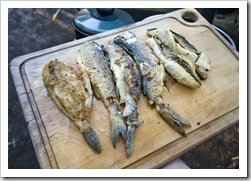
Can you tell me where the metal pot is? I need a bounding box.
[73,8,135,39]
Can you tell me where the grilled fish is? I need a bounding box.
[42,59,101,154]
[146,37,201,89]
[114,32,191,137]
[147,28,211,79]
[105,41,143,157]
[77,42,127,148]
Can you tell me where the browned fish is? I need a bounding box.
[42,59,101,154]
[105,41,143,157]
[77,42,127,148]
[114,32,191,137]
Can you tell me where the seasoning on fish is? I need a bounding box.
[77,42,127,148]
[114,31,191,137]
[105,41,143,157]
[146,37,201,89]
[147,28,211,80]
[42,59,101,154]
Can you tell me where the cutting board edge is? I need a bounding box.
[124,107,239,169]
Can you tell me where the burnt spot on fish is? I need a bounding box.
[48,66,55,74]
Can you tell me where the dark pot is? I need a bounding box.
[73,8,135,39]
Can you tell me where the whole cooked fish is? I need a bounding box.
[77,42,127,148]
[42,59,101,154]
[114,32,191,137]
[147,28,211,79]
[105,41,143,157]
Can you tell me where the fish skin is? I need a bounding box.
[114,32,191,137]
[77,42,127,148]
[42,59,101,154]
[170,29,199,54]
[169,30,211,80]
[194,52,211,80]
[114,31,165,105]
[105,41,143,157]
[146,37,201,89]
[147,28,211,79]
[147,28,198,62]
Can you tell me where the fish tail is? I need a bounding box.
[74,119,101,154]
[125,118,143,157]
[126,124,135,157]
[109,100,127,148]
[155,98,191,137]
[82,128,102,154]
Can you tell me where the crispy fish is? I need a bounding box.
[114,32,191,137]
[77,42,127,148]
[105,41,143,156]
[42,59,101,154]
[147,28,211,79]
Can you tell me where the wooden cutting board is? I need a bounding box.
[10,8,239,169]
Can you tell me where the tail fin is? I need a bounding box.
[126,120,143,157]
[109,101,127,148]
[126,125,135,157]
[82,128,102,154]
[156,103,191,137]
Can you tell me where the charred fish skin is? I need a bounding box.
[105,41,143,157]
[77,42,127,148]
[42,59,101,154]
[114,32,191,137]
[146,37,201,89]
[114,31,165,105]
[105,41,141,117]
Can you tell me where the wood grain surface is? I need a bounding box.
[10,9,239,169]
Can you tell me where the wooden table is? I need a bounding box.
[10,8,239,169]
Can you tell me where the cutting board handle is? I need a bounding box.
[174,8,211,27]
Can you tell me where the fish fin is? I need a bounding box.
[125,120,143,157]
[156,104,190,137]
[110,114,127,148]
[169,108,191,126]
[82,128,102,154]
[126,125,135,157]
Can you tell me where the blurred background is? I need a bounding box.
[8,8,239,169]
